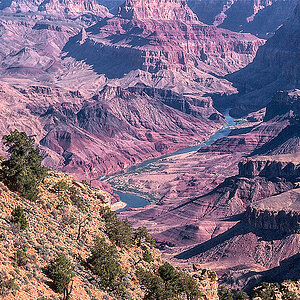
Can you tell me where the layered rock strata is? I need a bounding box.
[239,154,300,180]
[246,189,300,233]
[65,0,264,97]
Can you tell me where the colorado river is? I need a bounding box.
[104,112,236,212]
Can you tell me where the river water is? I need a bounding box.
[108,112,236,212]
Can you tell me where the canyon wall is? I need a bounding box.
[188,0,298,38]
[245,189,300,233]
[239,155,300,179]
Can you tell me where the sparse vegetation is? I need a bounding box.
[15,245,29,267]
[134,226,156,247]
[252,282,298,300]
[0,129,47,200]
[69,186,85,210]
[218,286,234,300]
[142,247,154,263]
[50,180,69,194]
[0,276,19,296]
[234,290,249,300]
[136,262,202,299]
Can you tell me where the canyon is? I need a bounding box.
[0,0,265,181]
[0,0,298,294]
[117,89,300,288]
[188,0,298,38]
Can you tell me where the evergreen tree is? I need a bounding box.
[1,130,47,200]
[87,237,126,296]
[46,253,74,299]
[11,206,28,230]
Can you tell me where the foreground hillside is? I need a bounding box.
[0,170,221,299]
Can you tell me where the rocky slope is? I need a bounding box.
[0,82,224,181]
[188,0,298,38]
[0,169,219,299]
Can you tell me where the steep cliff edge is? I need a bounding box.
[245,189,300,234]
[239,154,300,180]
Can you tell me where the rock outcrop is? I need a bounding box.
[117,0,199,22]
[239,154,300,180]
[245,189,300,233]
[3,0,111,19]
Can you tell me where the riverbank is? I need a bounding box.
[111,200,127,211]
[104,112,238,211]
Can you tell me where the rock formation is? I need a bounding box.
[245,189,300,233]
[2,0,111,19]
[65,0,264,97]
[239,154,300,179]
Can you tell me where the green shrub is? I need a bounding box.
[11,206,28,230]
[87,237,126,296]
[100,207,133,247]
[234,290,249,300]
[81,180,90,187]
[252,282,298,300]
[51,180,69,193]
[252,282,280,300]
[137,262,202,300]
[15,246,29,266]
[208,270,217,281]
[136,267,169,300]
[0,130,47,200]
[0,276,19,296]
[69,187,85,210]
[142,248,153,263]
[134,226,156,247]
[218,286,234,300]
[45,253,74,298]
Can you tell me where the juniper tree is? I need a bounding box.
[1,130,47,200]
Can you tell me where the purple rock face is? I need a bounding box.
[188,0,298,38]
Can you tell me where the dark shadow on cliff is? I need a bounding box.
[175,220,287,260]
